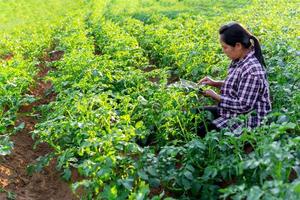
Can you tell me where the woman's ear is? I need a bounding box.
[234,42,243,50]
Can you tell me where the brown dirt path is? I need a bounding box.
[0,51,78,200]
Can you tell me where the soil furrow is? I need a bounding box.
[0,51,77,200]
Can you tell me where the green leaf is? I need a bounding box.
[277,115,289,123]
[97,167,111,177]
[71,180,93,193]
[138,170,149,180]
[294,182,300,193]
[101,185,118,199]
[182,177,192,190]
[285,122,296,129]
[202,166,218,180]
[0,135,13,156]
[191,182,202,195]
[184,171,194,180]
[119,178,134,190]
[131,181,149,200]
[149,178,160,188]
[147,166,157,177]
[14,122,25,132]
[62,168,72,181]
[247,186,263,200]
[27,153,54,175]
[7,191,16,200]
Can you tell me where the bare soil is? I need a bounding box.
[1,53,14,61]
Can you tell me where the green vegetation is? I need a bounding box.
[1,0,299,199]
[0,0,81,155]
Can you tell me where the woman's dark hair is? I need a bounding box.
[219,22,266,67]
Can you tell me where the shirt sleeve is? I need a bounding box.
[219,74,261,113]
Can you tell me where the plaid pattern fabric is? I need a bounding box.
[213,49,272,133]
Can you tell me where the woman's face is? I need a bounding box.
[220,37,242,60]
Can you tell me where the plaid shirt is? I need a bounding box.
[213,49,271,134]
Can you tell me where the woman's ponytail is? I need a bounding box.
[250,35,266,67]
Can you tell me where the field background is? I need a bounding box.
[0,0,299,199]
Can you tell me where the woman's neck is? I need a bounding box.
[238,47,252,61]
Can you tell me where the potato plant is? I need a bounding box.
[1,0,299,199]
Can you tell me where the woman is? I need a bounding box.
[197,22,271,136]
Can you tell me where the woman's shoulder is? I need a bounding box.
[240,56,265,77]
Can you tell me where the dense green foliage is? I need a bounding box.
[1,0,299,199]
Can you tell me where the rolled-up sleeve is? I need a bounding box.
[219,74,261,113]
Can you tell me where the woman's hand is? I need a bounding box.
[198,76,216,86]
[198,76,224,88]
[203,89,221,102]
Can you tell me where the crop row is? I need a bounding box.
[0,0,77,156]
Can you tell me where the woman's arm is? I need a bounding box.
[198,76,224,88]
[212,80,224,88]
[203,89,221,102]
